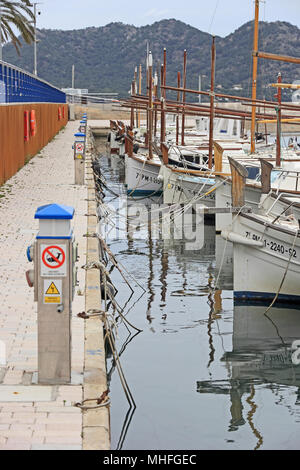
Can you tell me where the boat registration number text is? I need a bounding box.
[245,231,297,258]
[136,173,160,184]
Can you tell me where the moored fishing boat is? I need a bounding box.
[159,141,246,205]
[222,157,300,303]
[124,151,162,196]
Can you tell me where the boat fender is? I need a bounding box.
[24,111,30,142]
[133,143,139,154]
[221,229,264,247]
[30,110,36,136]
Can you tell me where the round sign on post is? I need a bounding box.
[75,142,84,153]
[41,245,67,277]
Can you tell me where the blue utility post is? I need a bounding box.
[26,204,78,384]
[73,132,86,185]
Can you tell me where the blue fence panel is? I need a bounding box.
[0,60,66,104]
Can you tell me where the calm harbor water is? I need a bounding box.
[95,137,300,450]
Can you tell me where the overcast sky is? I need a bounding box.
[35,0,300,37]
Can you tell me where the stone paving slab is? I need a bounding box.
[0,121,87,450]
[0,386,54,402]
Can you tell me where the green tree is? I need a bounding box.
[0,1,34,54]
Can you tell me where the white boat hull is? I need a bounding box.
[215,177,300,232]
[159,165,215,206]
[223,213,300,302]
[125,154,162,196]
[108,131,120,154]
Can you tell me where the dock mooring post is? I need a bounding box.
[74,131,86,185]
[26,204,79,384]
[79,118,87,134]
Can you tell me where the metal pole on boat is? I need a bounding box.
[181,50,187,146]
[208,37,216,169]
[250,0,260,154]
[275,72,282,167]
[176,71,181,146]
[148,51,153,159]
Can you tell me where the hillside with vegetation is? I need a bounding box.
[3,18,300,101]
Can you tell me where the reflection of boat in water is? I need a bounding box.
[197,304,300,447]
[110,153,125,173]
[162,213,215,260]
[215,234,233,290]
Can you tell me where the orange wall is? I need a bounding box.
[0,103,68,184]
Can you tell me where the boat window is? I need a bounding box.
[233,120,237,136]
[245,166,260,180]
[219,119,228,133]
[270,170,282,183]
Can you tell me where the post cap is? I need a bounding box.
[74,132,86,137]
[34,203,75,220]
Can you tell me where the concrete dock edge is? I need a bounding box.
[82,133,110,450]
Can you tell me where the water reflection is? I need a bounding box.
[197,304,300,449]
[95,138,300,450]
[215,235,233,290]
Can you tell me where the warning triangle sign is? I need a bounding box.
[45,282,60,295]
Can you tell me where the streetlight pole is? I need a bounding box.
[33,3,37,75]
[0,5,2,62]
[32,3,42,76]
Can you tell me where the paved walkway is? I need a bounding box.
[0,121,87,450]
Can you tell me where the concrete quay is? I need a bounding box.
[0,120,109,450]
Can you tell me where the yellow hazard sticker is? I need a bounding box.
[46,282,60,295]
[43,280,62,305]
[44,296,61,304]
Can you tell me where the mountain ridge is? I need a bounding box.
[3,18,300,100]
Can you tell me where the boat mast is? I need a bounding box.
[181,50,187,146]
[163,48,167,99]
[146,42,149,145]
[130,79,135,129]
[250,0,260,154]
[134,66,138,129]
[154,70,158,138]
[208,36,216,169]
[275,72,282,167]
[138,64,142,128]
[176,71,181,146]
[160,63,165,150]
[148,51,153,159]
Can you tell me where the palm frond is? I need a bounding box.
[0,0,35,54]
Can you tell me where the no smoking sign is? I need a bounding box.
[41,244,67,277]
